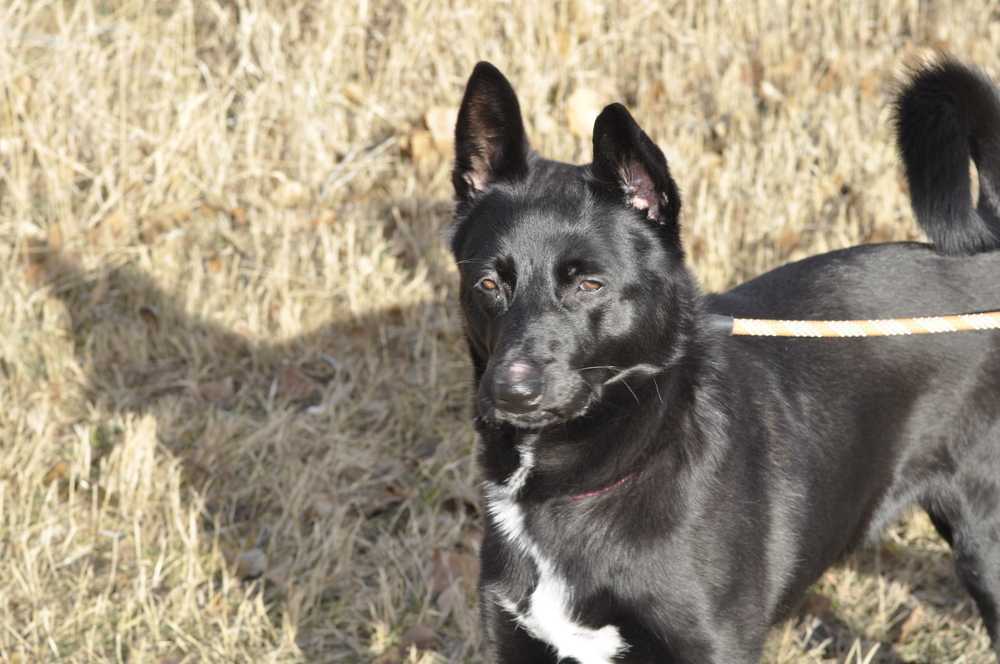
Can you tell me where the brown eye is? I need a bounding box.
[579,279,603,292]
[478,277,498,292]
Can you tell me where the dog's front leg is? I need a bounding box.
[479,524,557,663]
[481,588,558,664]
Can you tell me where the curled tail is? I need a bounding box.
[895,59,1000,255]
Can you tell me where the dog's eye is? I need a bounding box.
[477,277,499,292]
[579,279,603,292]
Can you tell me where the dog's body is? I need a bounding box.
[449,60,1000,662]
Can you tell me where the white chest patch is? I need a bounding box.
[485,445,629,664]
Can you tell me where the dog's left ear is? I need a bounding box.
[590,103,681,229]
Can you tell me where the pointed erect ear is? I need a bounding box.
[453,62,530,202]
[590,103,681,227]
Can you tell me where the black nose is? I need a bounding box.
[493,361,543,413]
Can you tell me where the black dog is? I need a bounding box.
[449,59,1000,662]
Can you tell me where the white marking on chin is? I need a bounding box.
[486,444,629,663]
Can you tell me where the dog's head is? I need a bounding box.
[450,62,696,430]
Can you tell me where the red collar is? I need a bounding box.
[569,473,634,501]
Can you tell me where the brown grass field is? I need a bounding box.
[4,1,1000,662]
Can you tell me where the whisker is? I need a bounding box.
[620,377,640,406]
[602,363,664,385]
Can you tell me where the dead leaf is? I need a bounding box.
[413,437,440,460]
[47,222,63,252]
[105,209,127,233]
[818,62,843,93]
[867,224,897,244]
[43,461,69,486]
[461,525,483,552]
[235,547,267,580]
[800,591,835,621]
[42,461,112,504]
[263,559,292,587]
[205,256,224,274]
[930,38,951,52]
[556,29,572,57]
[343,82,365,104]
[303,492,337,524]
[13,74,33,97]
[743,58,765,88]
[405,129,436,166]
[272,180,308,208]
[275,365,320,404]
[424,106,457,152]
[648,80,668,104]
[859,70,881,100]
[775,227,802,254]
[229,207,247,226]
[689,235,707,261]
[372,650,404,664]
[566,87,602,138]
[22,245,48,287]
[759,80,784,103]
[440,495,478,517]
[310,212,337,228]
[435,584,465,618]
[400,623,437,651]
[197,377,235,404]
[138,305,160,333]
[430,548,479,594]
[896,605,925,642]
[362,481,412,518]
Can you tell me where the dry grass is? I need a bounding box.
[3,1,1000,662]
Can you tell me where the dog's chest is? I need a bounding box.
[485,446,629,664]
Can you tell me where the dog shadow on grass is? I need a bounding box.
[27,218,479,659]
[789,538,979,664]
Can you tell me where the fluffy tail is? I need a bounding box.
[895,59,1000,255]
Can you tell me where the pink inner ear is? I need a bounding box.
[465,154,491,192]
[619,163,662,221]
[465,170,488,193]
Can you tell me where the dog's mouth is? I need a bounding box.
[481,404,587,430]
[477,379,601,430]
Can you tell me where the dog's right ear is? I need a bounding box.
[452,62,530,202]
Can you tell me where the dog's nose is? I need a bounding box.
[494,360,543,413]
